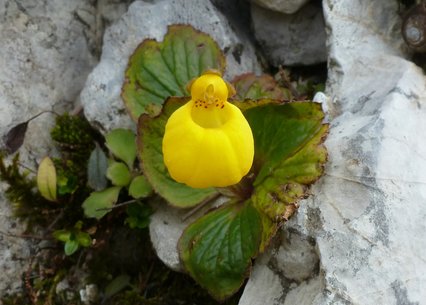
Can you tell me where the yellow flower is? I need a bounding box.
[162,71,254,188]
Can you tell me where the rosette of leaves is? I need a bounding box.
[122,25,328,301]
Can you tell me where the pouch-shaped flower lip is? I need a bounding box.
[162,71,254,189]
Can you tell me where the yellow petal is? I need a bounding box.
[163,102,253,188]
[162,72,254,188]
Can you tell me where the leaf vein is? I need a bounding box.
[161,44,185,94]
[195,216,230,267]
[184,38,191,83]
[139,63,176,96]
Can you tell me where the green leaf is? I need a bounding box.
[64,239,79,256]
[82,187,121,219]
[243,102,328,247]
[245,102,326,184]
[179,201,262,301]
[104,274,131,300]
[128,175,153,199]
[258,212,279,253]
[87,144,108,191]
[125,202,152,229]
[122,24,226,120]
[76,232,92,248]
[37,157,57,202]
[74,220,84,230]
[232,73,292,100]
[106,162,132,187]
[57,174,78,195]
[105,129,137,169]
[52,229,71,242]
[253,123,328,216]
[137,97,217,207]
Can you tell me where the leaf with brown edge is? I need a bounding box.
[242,101,328,249]
[252,123,328,220]
[178,200,262,301]
[122,24,226,121]
[232,73,292,101]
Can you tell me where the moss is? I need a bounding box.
[49,114,103,224]
[50,113,96,152]
[50,113,101,179]
[0,113,100,229]
[0,153,55,228]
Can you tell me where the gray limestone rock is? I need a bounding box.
[0,0,95,294]
[0,187,33,294]
[148,202,190,271]
[239,1,426,304]
[251,2,327,66]
[0,0,130,295]
[81,0,262,133]
[252,0,310,14]
[238,202,324,305]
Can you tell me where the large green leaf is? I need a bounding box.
[252,124,328,219]
[179,200,262,301]
[137,97,217,207]
[122,24,226,120]
[245,102,326,184]
[242,102,328,248]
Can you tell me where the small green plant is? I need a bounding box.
[82,128,153,220]
[53,221,92,255]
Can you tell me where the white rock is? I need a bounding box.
[149,203,189,271]
[81,0,262,133]
[252,0,310,14]
[239,203,321,305]
[275,229,319,282]
[0,1,97,162]
[0,0,96,295]
[240,0,426,304]
[251,2,327,66]
[0,0,129,295]
[0,188,32,293]
[238,251,283,305]
[283,276,325,305]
